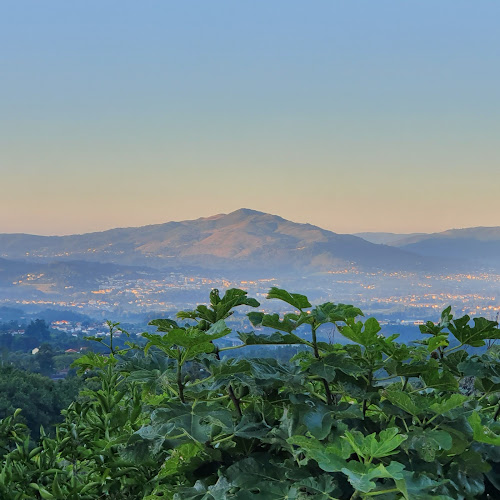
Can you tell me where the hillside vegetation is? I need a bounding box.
[0,209,430,272]
[1,287,500,499]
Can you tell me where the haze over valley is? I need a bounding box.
[1,209,500,330]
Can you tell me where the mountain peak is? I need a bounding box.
[225,208,268,218]
[196,208,268,224]
[210,208,282,226]
[0,209,433,273]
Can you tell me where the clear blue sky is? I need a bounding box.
[1,1,499,235]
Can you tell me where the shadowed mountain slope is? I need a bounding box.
[392,227,500,267]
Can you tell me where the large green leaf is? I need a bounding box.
[158,442,207,479]
[341,460,405,494]
[144,320,231,362]
[238,330,307,346]
[468,411,500,446]
[177,288,260,325]
[339,317,381,347]
[421,369,458,391]
[429,394,468,415]
[419,307,452,336]
[457,449,492,475]
[173,480,211,500]
[308,352,365,382]
[311,302,363,324]
[224,457,285,487]
[404,428,453,462]
[249,358,304,388]
[147,402,233,443]
[148,318,179,331]
[247,312,304,334]
[266,287,312,310]
[445,463,486,498]
[294,475,340,500]
[234,414,272,439]
[442,350,468,376]
[427,334,450,352]
[395,471,452,500]
[342,428,407,460]
[235,482,299,500]
[287,396,336,439]
[223,457,301,500]
[383,387,426,417]
[448,315,500,347]
[287,434,351,472]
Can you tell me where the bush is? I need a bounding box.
[1,287,499,499]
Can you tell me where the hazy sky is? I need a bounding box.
[1,1,499,235]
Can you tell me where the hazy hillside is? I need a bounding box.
[354,232,426,245]
[0,258,154,291]
[0,209,431,273]
[391,227,500,267]
[353,226,500,269]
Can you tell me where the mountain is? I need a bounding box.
[0,209,432,273]
[354,226,500,269]
[391,227,500,268]
[354,232,426,245]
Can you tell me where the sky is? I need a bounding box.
[1,1,499,236]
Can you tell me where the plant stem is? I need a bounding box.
[363,369,373,418]
[311,325,320,359]
[402,376,409,391]
[214,348,242,416]
[218,344,246,352]
[494,402,500,421]
[401,418,410,433]
[176,350,185,403]
[323,380,333,405]
[365,488,400,496]
[445,343,464,355]
[311,392,328,403]
[228,385,242,417]
[186,375,214,387]
[311,323,333,404]
[211,433,235,445]
[201,394,230,402]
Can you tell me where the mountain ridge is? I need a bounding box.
[355,226,500,269]
[0,209,431,273]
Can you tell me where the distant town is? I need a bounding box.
[2,267,499,327]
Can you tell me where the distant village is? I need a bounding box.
[2,268,499,325]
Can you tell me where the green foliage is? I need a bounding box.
[1,287,500,499]
[0,367,82,437]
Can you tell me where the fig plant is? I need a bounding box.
[0,287,499,499]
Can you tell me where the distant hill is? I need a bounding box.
[0,257,155,291]
[392,227,500,268]
[353,227,500,269]
[354,232,426,245]
[0,306,26,322]
[0,209,433,273]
